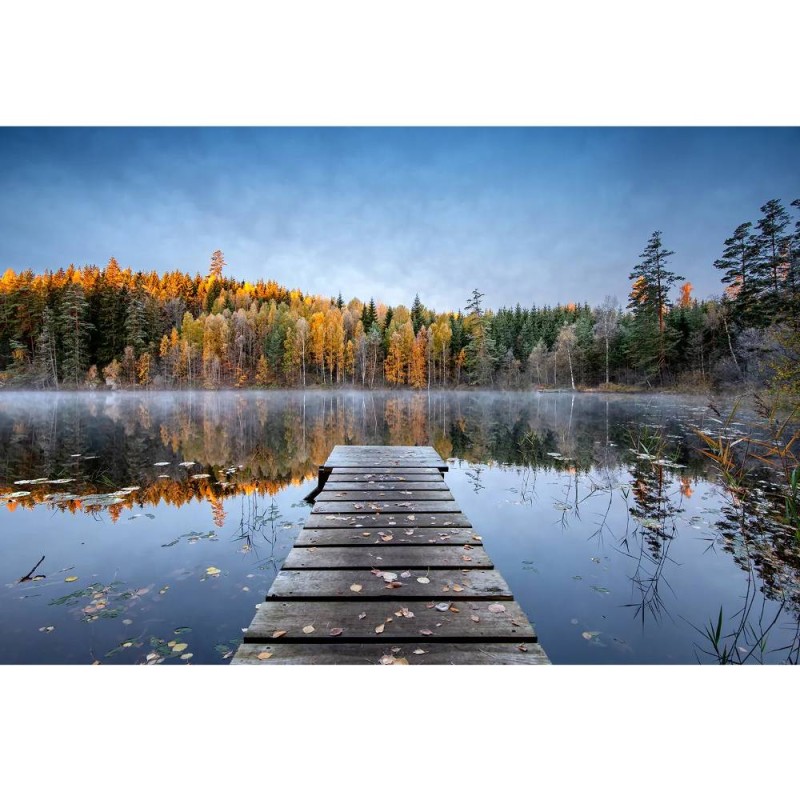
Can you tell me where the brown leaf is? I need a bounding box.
[462,555,472,562]
[518,644,529,652]
[449,605,460,613]
[488,603,506,613]
[452,584,464,592]
[329,628,343,636]
[272,630,287,638]
[257,652,273,660]
[387,581,403,588]
[375,623,385,634]
[441,585,450,592]
[471,615,480,623]
[393,657,409,665]
[379,654,395,665]
[419,629,433,636]
[379,534,393,542]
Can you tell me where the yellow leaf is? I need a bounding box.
[206,567,221,576]
[272,630,287,638]
[64,576,78,583]
[257,652,273,660]
[350,584,362,593]
[172,643,188,652]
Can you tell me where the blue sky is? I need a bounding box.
[0,127,797,312]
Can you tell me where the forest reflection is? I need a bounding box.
[0,391,714,520]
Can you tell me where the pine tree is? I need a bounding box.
[714,222,761,325]
[628,231,683,380]
[57,283,94,385]
[361,298,377,331]
[754,199,792,318]
[33,307,58,388]
[125,291,149,357]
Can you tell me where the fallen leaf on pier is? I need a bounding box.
[302,625,315,634]
[518,644,529,652]
[416,577,430,584]
[375,624,385,634]
[350,584,362,593]
[400,571,411,578]
[257,652,273,660]
[435,602,450,612]
[272,630,287,639]
[487,604,506,613]
[452,584,463,592]
[420,629,433,636]
[330,628,343,636]
[413,648,427,655]
[471,615,480,623]
[358,612,367,619]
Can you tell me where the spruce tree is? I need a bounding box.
[628,231,683,380]
[57,283,94,385]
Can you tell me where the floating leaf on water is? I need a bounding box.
[122,619,133,625]
[39,626,55,633]
[64,576,78,583]
[591,586,610,594]
[488,604,506,613]
[205,567,221,576]
[582,631,601,640]
[153,462,170,466]
[174,627,192,635]
[272,630,287,639]
[302,625,315,634]
[350,584,362,593]
[572,575,583,581]
[180,653,193,660]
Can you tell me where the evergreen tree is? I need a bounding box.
[33,307,58,388]
[57,283,94,385]
[361,298,377,331]
[754,199,792,318]
[410,293,425,334]
[125,291,149,357]
[714,222,761,325]
[628,231,683,380]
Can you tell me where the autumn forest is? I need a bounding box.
[1,197,798,394]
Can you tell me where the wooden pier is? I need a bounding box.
[233,446,550,664]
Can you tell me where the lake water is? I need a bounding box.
[1,390,798,665]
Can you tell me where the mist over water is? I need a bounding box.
[1,390,798,664]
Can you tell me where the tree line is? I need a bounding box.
[1,198,798,392]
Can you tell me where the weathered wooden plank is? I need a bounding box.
[304,512,471,529]
[319,481,448,491]
[284,544,490,569]
[328,467,444,476]
[232,642,550,665]
[267,569,512,600]
[295,527,481,546]
[326,473,445,483]
[316,489,455,502]
[312,500,462,514]
[244,600,536,642]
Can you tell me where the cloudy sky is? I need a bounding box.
[0,127,797,312]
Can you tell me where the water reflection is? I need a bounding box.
[1,389,799,664]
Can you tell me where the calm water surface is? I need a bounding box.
[1,390,798,664]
